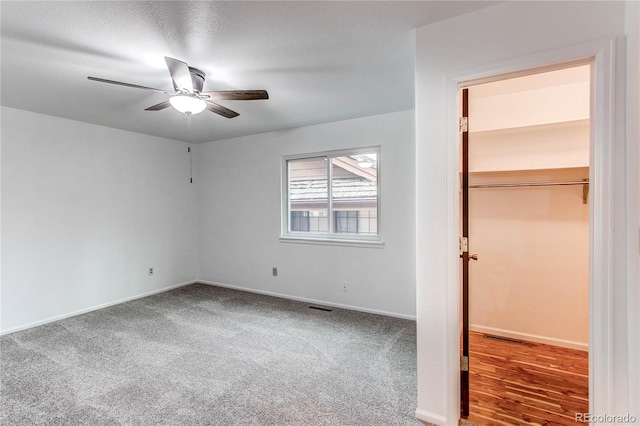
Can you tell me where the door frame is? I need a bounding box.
[444,38,616,422]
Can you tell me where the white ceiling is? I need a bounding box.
[1,1,499,143]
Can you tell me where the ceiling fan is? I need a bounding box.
[88,57,268,119]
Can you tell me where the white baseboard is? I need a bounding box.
[198,280,416,321]
[415,408,447,425]
[0,280,198,336]
[470,324,589,351]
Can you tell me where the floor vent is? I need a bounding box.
[308,306,333,312]
[484,334,523,344]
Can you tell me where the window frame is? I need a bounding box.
[280,146,383,247]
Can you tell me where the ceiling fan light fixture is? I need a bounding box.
[169,94,206,115]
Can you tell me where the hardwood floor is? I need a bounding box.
[465,331,588,426]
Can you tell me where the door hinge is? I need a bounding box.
[459,237,468,253]
[460,355,469,372]
[459,116,468,133]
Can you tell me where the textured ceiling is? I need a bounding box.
[1,1,499,143]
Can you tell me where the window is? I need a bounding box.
[335,211,359,233]
[282,147,380,243]
[290,211,310,232]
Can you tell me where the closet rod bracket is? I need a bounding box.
[583,180,589,204]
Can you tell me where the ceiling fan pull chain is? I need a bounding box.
[186,111,192,134]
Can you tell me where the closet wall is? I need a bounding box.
[468,66,590,350]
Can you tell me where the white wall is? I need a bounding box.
[415,1,635,424]
[1,107,198,333]
[0,107,417,332]
[196,110,416,318]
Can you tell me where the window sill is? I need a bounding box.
[279,235,385,248]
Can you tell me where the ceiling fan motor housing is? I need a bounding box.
[172,67,206,93]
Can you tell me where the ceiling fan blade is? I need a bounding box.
[165,56,193,94]
[205,101,239,118]
[144,100,172,111]
[200,90,269,101]
[87,77,172,94]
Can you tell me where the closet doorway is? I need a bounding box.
[460,64,590,425]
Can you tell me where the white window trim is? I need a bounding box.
[280,146,383,247]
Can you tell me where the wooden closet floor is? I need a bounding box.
[465,331,588,426]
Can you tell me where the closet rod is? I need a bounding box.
[469,179,589,189]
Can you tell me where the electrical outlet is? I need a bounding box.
[343,282,348,292]
[272,267,278,277]
[148,267,154,276]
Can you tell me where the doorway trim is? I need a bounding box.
[443,38,615,423]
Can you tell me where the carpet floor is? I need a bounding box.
[1,284,423,425]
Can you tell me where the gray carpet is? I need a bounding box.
[1,283,424,425]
